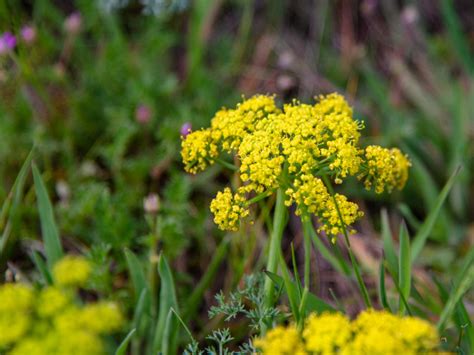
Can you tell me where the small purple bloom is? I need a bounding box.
[180,122,192,137]
[0,32,16,54]
[64,12,82,34]
[143,194,160,214]
[135,104,152,124]
[21,26,36,44]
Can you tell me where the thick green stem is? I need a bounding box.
[264,188,287,309]
[321,175,372,308]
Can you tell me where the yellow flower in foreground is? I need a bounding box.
[343,309,439,355]
[303,312,352,354]
[0,278,123,355]
[257,310,440,355]
[254,325,306,355]
[53,255,92,287]
[0,283,34,347]
[80,301,124,334]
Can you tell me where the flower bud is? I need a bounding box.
[180,122,192,137]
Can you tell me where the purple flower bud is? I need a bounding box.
[143,194,160,214]
[0,32,16,55]
[180,122,192,137]
[21,26,36,44]
[135,104,152,124]
[64,12,82,34]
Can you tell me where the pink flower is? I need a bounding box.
[21,26,36,44]
[135,104,152,124]
[143,194,160,214]
[64,12,82,34]
[0,32,16,55]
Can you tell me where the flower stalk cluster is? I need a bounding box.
[181,93,410,240]
[255,310,441,355]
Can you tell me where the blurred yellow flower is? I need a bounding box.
[53,255,91,287]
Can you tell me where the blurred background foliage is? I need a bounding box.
[0,0,473,351]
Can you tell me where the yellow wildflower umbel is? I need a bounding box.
[254,325,306,355]
[0,258,124,355]
[303,312,352,354]
[0,284,34,348]
[181,93,410,240]
[53,255,92,287]
[255,310,440,355]
[361,145,411,193]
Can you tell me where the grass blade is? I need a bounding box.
[153,255,179,354]
[32,163,63,270]
[265,270,334,315]
[31,250,53,285]
[378,260,390,311]
[124,249,148,301]
[115,328,136,355]
[411,166,461,262]
[0,150,33,267]
[305,219,351,276]
[381,209,398,280]
[278,252,301,323]
[398,222,411,314]
[437,248,474,331]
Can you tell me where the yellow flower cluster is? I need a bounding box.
[361,145,411,193]
[181,93,410,238]
[285,174,363,241]
[0,256,124,355]
[254,325,306,355]
[53,255,92,287]
[209,187,250,231]
[255,310,440,355]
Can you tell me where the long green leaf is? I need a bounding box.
[278,252,301,323]
[32,163,63,270]
[0,150,33,267]
[115,328,136,355]
[153,255,179,354]
[31,250,53,285]
[265,270,334,315]
[437,248,474,330]
[124,249,148,301]
[411,166,461,262]
[381,209,398,280]
[378,260,390,311]
[398,222,411,314]
[305,219,351,276]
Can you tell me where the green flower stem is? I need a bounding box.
[303,219,312,290]
[321,175,372,308]
[298,219,313,327]
[214,157,238,171]
[264,188,287,309]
